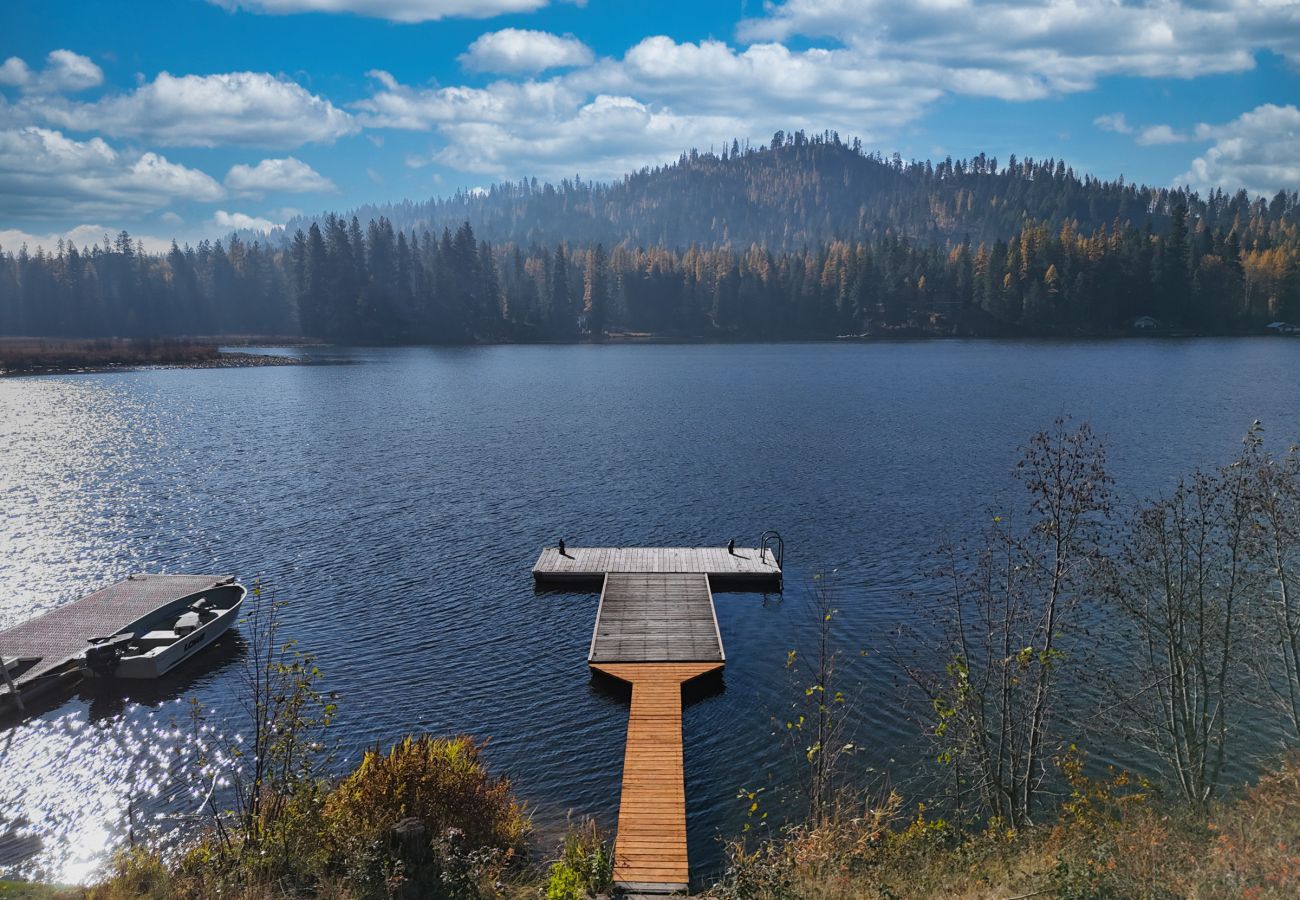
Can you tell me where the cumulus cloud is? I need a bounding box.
[1094,113,1131,134]
[26,71,356,148]
[1177,104,1300,197]
[225,156,337,194]
[1096,115,1189,146]
[207,0,551,23]
[348,0,1300,183]
[0,50,103,94]
[1136,124,1188,146]
[460,29,594,74]
[0,224,176,254]
[358,36,942,178]
[213,209,281,232]
[739,0,1300,99]
[0,127,224,220]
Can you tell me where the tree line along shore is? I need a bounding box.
[2,134,1297,345]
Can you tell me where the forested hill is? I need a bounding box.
[287,131,1298,251]
[3,130,1300,342]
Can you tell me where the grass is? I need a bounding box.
[705,755,1300,899]
[0,338,219,374]
[0,883,76,899]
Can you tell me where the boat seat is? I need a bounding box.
[141,630,179,644]
[175,611,201,634]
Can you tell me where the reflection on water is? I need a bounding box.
[3,340,1300,883]
[0,699,217,883]
[0,636,245,882]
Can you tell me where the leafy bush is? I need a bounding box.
[544,819,612,900]
[324,735,528,852]
[318,735,529,897]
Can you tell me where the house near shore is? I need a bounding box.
[1266,321,1300,334]
[1132,316,1160,330]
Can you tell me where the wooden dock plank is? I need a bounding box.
[589,573,723,664]
[592,662,721,893]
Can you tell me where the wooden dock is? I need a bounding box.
[590,662,721,893]
[534,546,781,589]
[1,573,233,713]
[539,544,782,895]
[590,574,723,664]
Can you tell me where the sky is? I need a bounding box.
[2,0,1299,252]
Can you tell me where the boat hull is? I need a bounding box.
[83,584,246,680]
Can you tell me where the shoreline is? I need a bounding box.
[2,332,1295,377]
[0,349,306,378]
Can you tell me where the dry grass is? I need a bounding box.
[707,755,1300,899]
[21,747,1300,898]
[0,338,219,373]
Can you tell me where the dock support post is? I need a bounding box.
[1,658,24,712]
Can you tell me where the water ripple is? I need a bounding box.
[3,340,1299,882]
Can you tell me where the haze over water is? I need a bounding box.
[3,339,1300,883]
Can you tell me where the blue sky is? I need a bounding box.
[2,0,1298,251]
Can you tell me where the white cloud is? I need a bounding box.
[0,58,31,88]
[350,1,1300,184]
[358,37,941,178]
[27,71,356,148]
[739,0,1300,99]
[1177,104,1300,197]
[1136,124,1188,146]
[0,224,175,254]
[213,210,281,232]
[0,127,224,220]
[225,156,337,194]
[1094,113,1131,134]
[207,0,551,23]
[1096,115,1189,147]
[0,50,103,94]
[460,29,594,74]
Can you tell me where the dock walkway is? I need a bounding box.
[536,544,782,895]
[590,574,723,664]
[1,573,232,711]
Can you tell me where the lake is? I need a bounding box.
[2,339,1299,884]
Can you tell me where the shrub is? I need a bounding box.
[324,735,528,852]
[320,735,529,897]
[544,819,612,900]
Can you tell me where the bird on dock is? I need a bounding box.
[727,538,735,554]
[558,538,567,557]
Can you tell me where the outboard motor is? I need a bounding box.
[83,633,134,677]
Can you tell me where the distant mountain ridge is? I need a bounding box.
[283,130,1296,251]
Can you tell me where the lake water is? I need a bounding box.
[3,339,1299,884]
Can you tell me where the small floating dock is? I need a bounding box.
[535,543,782,894]
[1,573,233,714]
[534,546,781,590]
